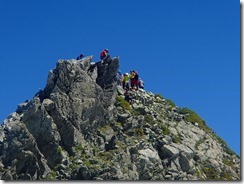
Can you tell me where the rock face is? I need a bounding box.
[0,56,240,180]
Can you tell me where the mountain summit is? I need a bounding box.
[0,56,240,180]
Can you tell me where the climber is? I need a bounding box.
[124,89,132,104]
[130,71,135,89]
[100,48,111,64]
[138,78,144,89]
[130,70,139,90]
[76,53,85,60]
[134,71,139,90]
[123,73,131,90]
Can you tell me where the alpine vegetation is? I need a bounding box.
[0,55,240,180]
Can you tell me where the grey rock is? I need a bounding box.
[0,55,240,181]
[117,113,130,123]
[179,153,190,172]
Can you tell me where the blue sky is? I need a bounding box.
[0,0,240,155]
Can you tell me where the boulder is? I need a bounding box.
[0,55,240,181]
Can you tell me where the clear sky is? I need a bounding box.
[0,0,240,155]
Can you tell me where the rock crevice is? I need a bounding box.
[0,56,240,180]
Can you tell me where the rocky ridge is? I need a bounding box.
[0,56,240,180]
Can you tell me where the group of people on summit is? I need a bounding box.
[76,49,144,103]
[116,70,144,104]
[77,48,110,64]
[117,70,144,91]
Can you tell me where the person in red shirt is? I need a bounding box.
[100,49,110,64]
[130,70,139,90]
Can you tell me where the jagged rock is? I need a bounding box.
[138,148,161,163]
[0,55,240,181]
[117,113,130,123]
[42,99,55,111]
[16,101,29,114]
[105,135,116,151]
[179,153,190,172]
[98,125,114,143]
[117,85,125,95]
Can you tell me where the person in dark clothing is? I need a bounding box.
[124,90,132,104]
[76,53,85,60]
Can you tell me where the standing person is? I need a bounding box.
[100,49,110,64]
[130,70,139,90]
[138,78,144,89]
[130,71,135,89]
[133,70,139,90]
[123,73,131,90]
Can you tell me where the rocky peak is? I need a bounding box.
[0,56,240,180]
